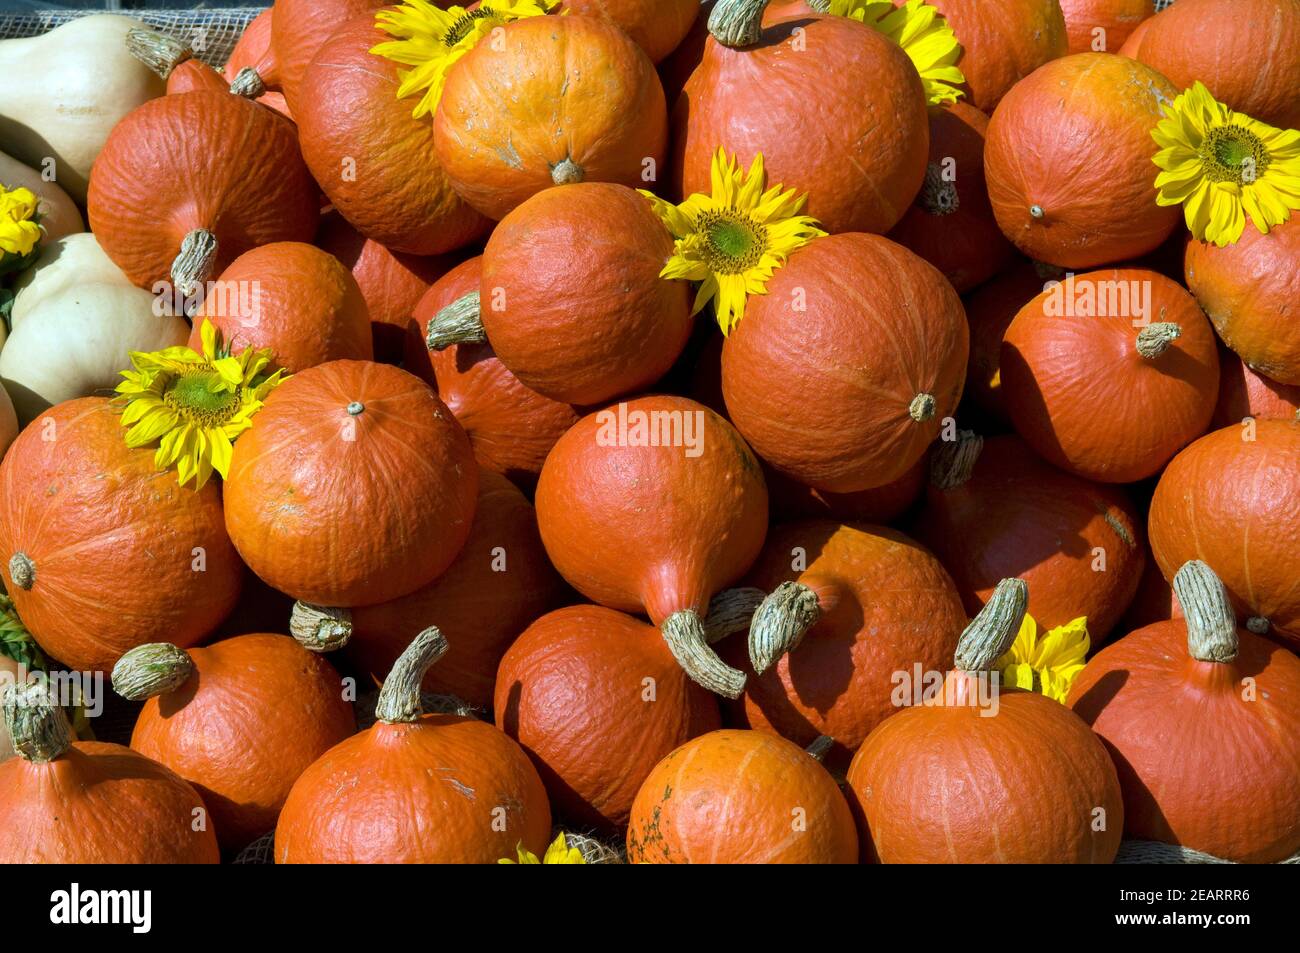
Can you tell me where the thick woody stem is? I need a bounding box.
[229,67,266,99]
[550,158,585,185]
[125,28,192,78]
[709,0,769,48]
[1172,560,1239,663]
[290,602,354,652]
[953,578,1029,673]
[111,643,196,700]
[2,681,72,763]
[375,627,448,724]
[661,609,747,698]
[1136,322,1182,359]
[171,229,218,307]
[426,291,486,351]
[702,587,767,644]
[8,553,34,591]
[930,430,983,490]
[748,581,822,674]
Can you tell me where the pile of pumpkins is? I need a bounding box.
[0,0,1298,865]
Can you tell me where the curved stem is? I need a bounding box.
[953,578,1028,674]
[426,291,486,352]
[125,28,192,78]
[702,586,766,644]
[708,0,769,48]
[171,229,218,309]
[2,681,71,763]
[111,643,195,700]
[8,553,34,591]
[930,429,983,490]
[1136,322,1181,359]
[229,67,266,99]
[375,626,448,724]
[1172,560,1238,663]
[661,609,747,698]
[290,602,353,653]
[748,581,822,674]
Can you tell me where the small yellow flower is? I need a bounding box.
[996,615,1090,704]
[114,320,287,490]
[1152,81,1300,247]
[372,0,558,120]
[0,182,41,260]
[832,0,966,107]
[498,833,587,864]
[640,149,825,335]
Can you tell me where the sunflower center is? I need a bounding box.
[163,367,241,427]
[1200,125,1271,184]
[697,210,768,275]
[442,10,492,47]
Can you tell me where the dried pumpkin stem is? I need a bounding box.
[229,67,266,99]
[375,626,449,724]
[805,735,834,762]
[171,229,218,306]
[953,578,1028,674]
[909,393,937,422]
[702,586,766,644]
[709,0,769,48]
[1136,322,1182,359]
[125,28,193,78]
[426,291,487,351]
[930,429,983,490]
[1172,560,1239,663]
[8,553,34,591]
[111,643,196,700]
[1246,616,1271,635]
[748,580,822,674]
[290,602,354,652]
[550,157,585,185]
[2,681,71,763]
[661,609,747,698]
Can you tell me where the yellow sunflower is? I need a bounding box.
[640,149,825,335]
[832,0,966,107]
[499,833,587,864]
[0,182,41,262]
[114,320,287,490]
[372,0,558,119]
[996,615,1090,704]
[1152,81,1300,246]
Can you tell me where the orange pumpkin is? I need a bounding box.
[1148,419,1300,650]
[115,635,355,851]
[535,396,769,698]
[984,53,1180,268]
[766,459,926,526]
[432,15,668,221]
[1185,218,1300,386]
[626,729,858,863]
[1069,561,1300,863]
[496,604,722,832]
[563,0,701,62]
[1213,346,1300,428]
[1000,268,1220,482]
[0,398,242,673]
[1059,0,1154,54]
[1117,7,1154,55]
[1119,551,1184,632]
[223,361,478,607]
[721,233,969,493]
[276,628,551,863]
[271,0,384,114]
[674,0,928,235]
[224,8,292,117]
[845,579,1125,863]
[295,14,489,256]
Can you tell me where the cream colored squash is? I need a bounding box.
[0,375,15,459]
[0,149,83,245]
[0,282,187,425]
[0,15,165,202]
[9,232,133,327]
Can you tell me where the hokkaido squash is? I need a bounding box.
[125,28,235,97]
[496,604,723,832]
[432,14,669,221]
[563,0,702,62]
[887,101,1016,293]
[1000,268,1220,482]
[721,233,969,493]
[845,579,1125,863]
[276,628,551,863]
[8,233,133,327]
[626,728,858,863]
[912,432,1145,641]
[295,14,489,256]
[1069,561,1300,863]
[1133,0,1300,130]
[87,90,319,295]
[416,258,579,487]
[0,682,219,863]
[189,242,373,373]
[1213,347,1300,428]
[719,520,967,765]
[0,149,83,245]
[766,459,926,526]
[114,635,356,851]
[1185,218,1300,386]
[660,0,715,104]
[673,0,927,235]
[428,183,692,405]
[0,398,242,673]
[224,361,478,608]
[1117,10,1152,55]
[1119,550,1184,632]
[293,469,564,709]
[271,0,384,114]
[1148,419,1300,650]
[984,53,1180,268]
[1059,0,1154,54]
[223,8,291,117]
[535,396,769,698]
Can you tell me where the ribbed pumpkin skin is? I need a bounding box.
[563,0,700,62]
[495,604,721,832]
[1213,348,1300,427]
[912,435,1146,640]
[535,396,768,624]
[888,102,1016,293]
[346,471,564,709]
[984,54,1180,268]
[418,258,580,488]
[296,15,489,256]
[1069,620,1300,862]
[1134,0,1300,129]
[846,683,1123,863]
[1000,269,1220,482]
[720,522,967,763]
[130,633,356,851]
[276,715,551,863]
[1059,0,1154,53]
[190,242,373,373]
[766,459,926,526]
[0,398,242,673]
[271,0,383,114]
[479,184,693,405]
[626,729,858,863]
[1148,421,1300,650]
[433,16,668,222]
[87,91,319,289]
[675,14,927,235]
[721,234,969,494]
[0,741,219,863]
[1185,220,1300,386]
[223,361,478,607]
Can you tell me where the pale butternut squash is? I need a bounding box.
[9,233,133,328]
[0,150,82,245]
